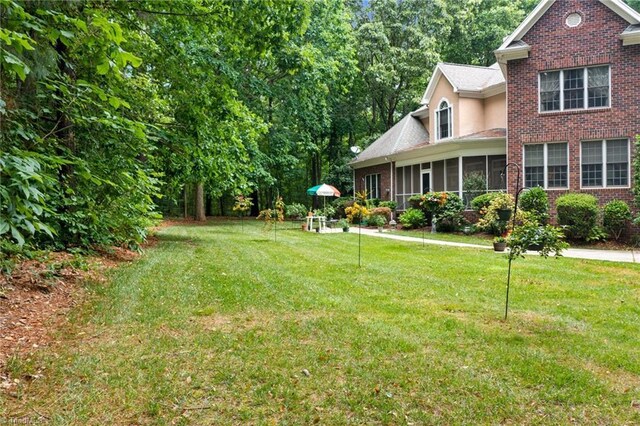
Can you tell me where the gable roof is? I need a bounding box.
[421,63,505,105]
[496,0,640,55]
[350,114,428,166]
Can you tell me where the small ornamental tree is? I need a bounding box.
[233,195,254,230]
[256,196,284,232]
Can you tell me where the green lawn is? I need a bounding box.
[3,219,640,425]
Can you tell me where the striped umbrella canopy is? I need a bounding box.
[306,184,341,197]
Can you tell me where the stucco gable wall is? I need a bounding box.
[430,76,457,140]
[484,92,506,130]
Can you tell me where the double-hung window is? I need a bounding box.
[539,66,609,112]
[365,174,381,199]
[581,139,629,187]
[524,143,568,189]
[436,100,452,140]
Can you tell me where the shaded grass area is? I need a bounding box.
[2,219,640,425]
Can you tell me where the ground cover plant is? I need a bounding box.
[2,219,640,425]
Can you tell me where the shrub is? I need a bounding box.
[345,202,369,224]
[476,192,516,236]
[518,186,549,225]
[368,214,386,227]
[433,192,464,232]
[603,200,632,240]
[378,200,397,211]
[398,208,425,229]
[285,202,307,219]
[408,194,423,210]
[370,207,392,222]
[556,193,599,241]
[316,205,336,219]
[333,197,353,218]
[470,192,500,213]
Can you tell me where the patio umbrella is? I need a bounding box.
[306,184,341,209]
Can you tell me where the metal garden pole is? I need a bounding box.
[503,163,523,320]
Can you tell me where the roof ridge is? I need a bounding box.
[439,62,501,70]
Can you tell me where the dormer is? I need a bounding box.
[420,63,506,142]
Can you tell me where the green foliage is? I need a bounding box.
[233,195,254,216]
[603,200,632,241]
[518,186,550,225]
[470,192,500,213]
[433,192,465,233]
[367,214,386,227]
[285,203,307,219]
[463,172,487,206]
[378,200,397,211]
[476,193,516,236]
[507,223,569,259]
[369,207,392,222]
[316,205,336,219]
[398,208,425,229]
[556,193,600,241]
[0,151,55,246]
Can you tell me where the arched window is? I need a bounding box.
[436,100,452,140]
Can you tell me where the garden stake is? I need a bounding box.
[358,221,362,267]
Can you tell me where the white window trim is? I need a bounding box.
[523,142,570,190]
[579,139,631,189]
[435,98,453,141]
[538,65,611,113]
[421,169,431,193]
[365,173,381,199]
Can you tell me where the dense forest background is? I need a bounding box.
[2,0,639,250]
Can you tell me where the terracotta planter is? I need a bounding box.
[301,223,308,231]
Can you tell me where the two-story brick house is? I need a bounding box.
[351,0,639,219]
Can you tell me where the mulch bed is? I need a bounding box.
[0,247,142,371]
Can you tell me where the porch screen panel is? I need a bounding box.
[396,167,403,195]
[547,143,567,188]
[404,166,412,196]
[412,165,421,194]
[445,158,459,192]
[432,160,445,192]
[524,144,544,187]
[462,156,487,179]
[488,155,507,190]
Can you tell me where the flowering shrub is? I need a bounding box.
[418,192,448,213]
[370,207,392,222]
[345,202,369,224]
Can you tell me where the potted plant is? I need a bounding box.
[493,236,507,252]
[492,193,513,221]
[337,218,349,232]
[368,214,387,232]
[507,223,569,258]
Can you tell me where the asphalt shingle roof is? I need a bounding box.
[351,115,428,165]
[438,63,505,92]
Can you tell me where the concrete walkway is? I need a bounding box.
[347,227,639,264]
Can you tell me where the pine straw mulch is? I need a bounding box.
[0,245,145,379]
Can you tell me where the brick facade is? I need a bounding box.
[506,0,639,216]
[354,164,393,201]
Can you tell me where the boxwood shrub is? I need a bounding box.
[555,193,599,241]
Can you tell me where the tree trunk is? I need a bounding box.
[195,182,206,221]
[183,186,188,219]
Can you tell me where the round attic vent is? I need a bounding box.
[566,12,582,28]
